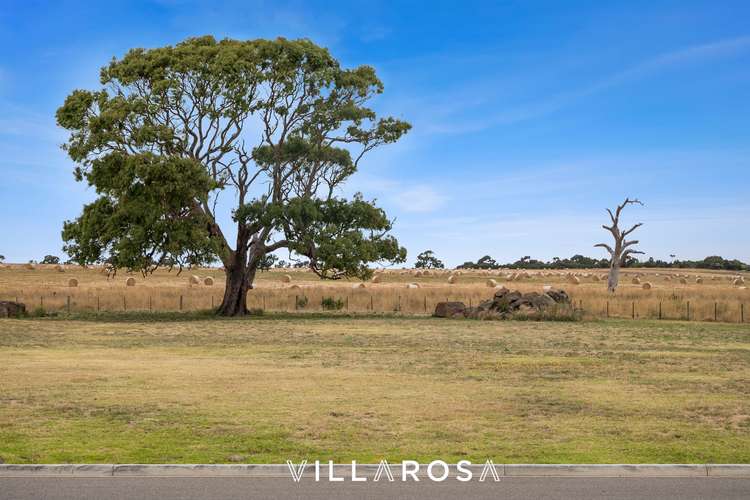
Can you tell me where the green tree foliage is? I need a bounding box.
[40,255,60,264]
[258,254,278,271]
[61,153,217,273]
[414,250,444,269]
[457,254,748,271]
[637,255,749,271]
[57,36,410,315]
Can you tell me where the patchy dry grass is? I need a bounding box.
[0,316,749,464]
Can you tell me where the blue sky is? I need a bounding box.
[1,0,749,266]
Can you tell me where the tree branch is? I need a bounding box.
[594,243,614,255]
[622,222,643,238]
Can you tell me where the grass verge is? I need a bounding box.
[0,317,748,463]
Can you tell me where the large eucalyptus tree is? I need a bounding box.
[57,36,410,315]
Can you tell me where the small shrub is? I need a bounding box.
[321,297,344,310]
[30,307,56,318]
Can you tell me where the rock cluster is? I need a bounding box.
[433,287,571,320]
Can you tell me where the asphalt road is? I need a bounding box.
[1,477,750,500]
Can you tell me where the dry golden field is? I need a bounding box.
[0,263,748,322]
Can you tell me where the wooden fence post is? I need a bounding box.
[370,295,374,311]
[606,301,609,318]
[97,295,100,312]
[687,301,690,321]
[179,295,183,311]
[631,301,635,319]
[714,302,718,322]
[67,296,71,314]
[123,295,126,311]
[148,296,152,312]
[741,303,745,323]
[658,301,662,320]
[40,296,44,311]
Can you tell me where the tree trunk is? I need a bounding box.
[216,255,257,316]
[607,261,620,293]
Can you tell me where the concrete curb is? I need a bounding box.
[504,464,708,477]
[0,464,748,478]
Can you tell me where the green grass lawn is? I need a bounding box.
[0,315,749,463]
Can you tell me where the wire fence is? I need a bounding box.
[2,289,748,323]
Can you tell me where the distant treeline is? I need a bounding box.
[457,255,749,271]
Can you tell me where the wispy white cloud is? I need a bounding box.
[391,185,447,213]
[411,35,750,136]
[0,101,64,142]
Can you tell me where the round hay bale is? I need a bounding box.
[664,276,671,282]
[592,275,601,282]
[125,277,136,287]
[567,275,580,285]
[632,277,641,285]
[733,277,745,286]
[642,282,652,290]
[67,278,79,287]
[679,277,687,284]
[204,276,214,286]
[55,264,65,272]
[24,263,36,270]
[353,283,366,289]
[486,278,497,287]
[423,270,431,276]
[695,277,703,284]
[289,284,301,290]
[448,275,457,284]
[281,274,292,283]
[189,275,200,285]
[406,282,420,289]
[414,270,423,277]
[371,274,382,283]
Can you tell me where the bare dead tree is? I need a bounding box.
[595,198,644,293]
